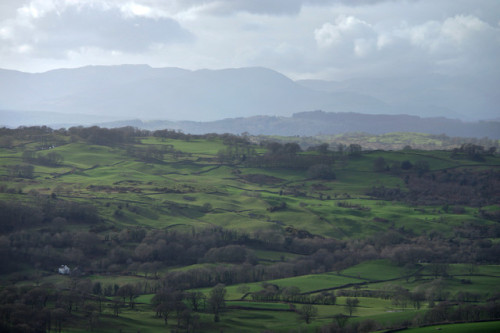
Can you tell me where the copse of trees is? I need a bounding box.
[22,150,64,167]
[307,164,336,180]
[68,126,140,145]
[0,221,499,331]
[7,164,34,178]
[1,124,500,332]
[452,143,496,161]
[246,141,335,170]
[308,143,329,154]
[202,244,257,264]
[0,196,99,233]
[367,168,500,206]
[347,144,362,156]
[250,284,336,305]
[2,193,500,281]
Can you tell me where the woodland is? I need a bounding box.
[0,125,499,332]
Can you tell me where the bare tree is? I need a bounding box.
[332,313,349,328]
[186,291,205,312]
[208,284,226,322]
[344,298,359,316]
[298,304,318,324]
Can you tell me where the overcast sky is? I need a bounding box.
[0,0,499,81]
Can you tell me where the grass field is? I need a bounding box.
[1,134,498,240]
[401,321,500,333]
[340,259,412,280]
[1,130,499,332]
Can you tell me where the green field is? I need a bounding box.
[401,321,500,333]
[1,127,499,332]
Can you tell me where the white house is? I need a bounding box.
[58,265,70,275]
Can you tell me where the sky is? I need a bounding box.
[0,0,499,82]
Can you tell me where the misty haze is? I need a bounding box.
[0,1,499,332]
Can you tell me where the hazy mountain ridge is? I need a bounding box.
[1,65,495,122]
[2,109,499,139]
[296,75,499,120]
[103,111,500,139]
[2,108,499,139]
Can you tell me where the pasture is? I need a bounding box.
[0,128,499,332]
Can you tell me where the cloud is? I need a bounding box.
[39,6,191,54]
[139,0,396,17]
[403,15,492,53]
[396,14,500,74]
[0,1,192,58]
[0,0,499,87]
[311,11,500,78]
[199,0,304,16]
[315,15,375,50]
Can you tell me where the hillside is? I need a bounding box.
[296,74,500,121]
[0,126,499,332]
[1,65,497,123]
[3,109,500,140]
[137,111,500,139]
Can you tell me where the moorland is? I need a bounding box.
[0,125,499,332]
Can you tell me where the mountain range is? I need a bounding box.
[2,109,498,139]
[1,64,498,123]
[1,65,499,138]
[101,111,500,139]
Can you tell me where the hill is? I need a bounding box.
[3,109,500,140]
[142,111,500,139]
[2,65,497,123]
[0,126,499,332]
[296,74,500,121]
[0,65,388,121]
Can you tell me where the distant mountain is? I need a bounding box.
[95,110,500,139]
[2,109,499,139]
[2,65,494,123]
[0,109,121,128]
[0,65,392,121]
[296,74,499,121]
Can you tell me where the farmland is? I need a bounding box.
[0,126,499,332]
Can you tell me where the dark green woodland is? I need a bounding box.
[0,126,499,332]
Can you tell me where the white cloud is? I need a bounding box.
[0,0,498,85]
[398,13,500,65]
[315,22,342,47]
[441,15,489,44]
[0,0,193,60]
[353,38,374,57]
[314,15,376,58]
[310,9,500,79]
[376,34,392,50]
[120,3,155,18]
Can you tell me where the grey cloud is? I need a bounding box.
[0,1,29,21]
[35,6,192,55]
[1,0,499,95]
[193,0,304,16]
[0,2,192,58]
[161,0,394,16]
[312,12,500,75]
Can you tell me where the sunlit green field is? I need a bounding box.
[1,130,499,332]
[2,134,498,239]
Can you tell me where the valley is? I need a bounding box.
[0,126,499,332]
